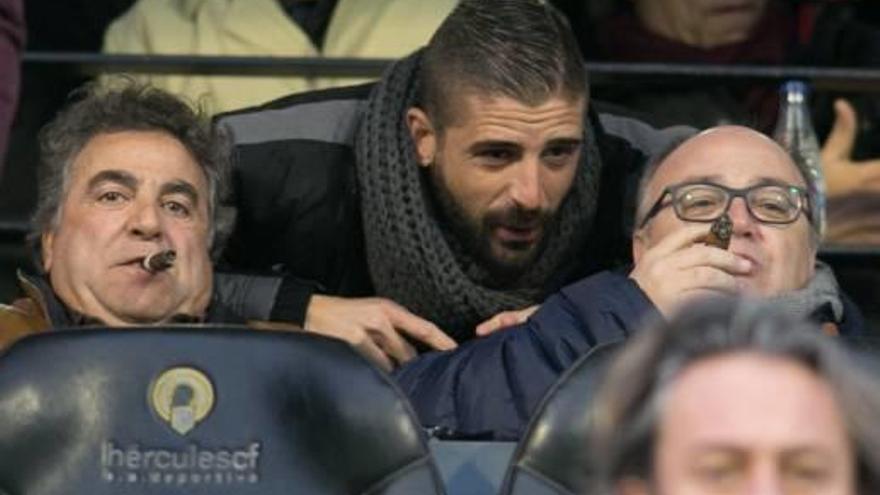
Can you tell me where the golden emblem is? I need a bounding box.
[149,367,215,435]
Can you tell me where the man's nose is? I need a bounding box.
[128,200,163,239]
[509,160,545,211]
[746,465,785,495]
[727,197,758,236]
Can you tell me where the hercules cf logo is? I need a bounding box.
[149,367,215,435]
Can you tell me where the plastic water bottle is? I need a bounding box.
[772,80,826,239]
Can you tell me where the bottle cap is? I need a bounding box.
[780,80,810,102]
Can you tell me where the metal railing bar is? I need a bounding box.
[19,52,880,90]
[22,52,392,78]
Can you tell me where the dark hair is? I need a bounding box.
[420,0,588,130]
[590,298,880,495]
[33,83,233,254]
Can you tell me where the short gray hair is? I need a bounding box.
[589,298,880,495]
[33,83,233,256]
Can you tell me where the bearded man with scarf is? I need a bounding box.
[217,0,692,370]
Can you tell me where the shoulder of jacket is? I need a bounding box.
[0,299,48,351]
[218,82,375,121]
[218,84,373,151]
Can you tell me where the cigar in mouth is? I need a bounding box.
[703,214,733,250]
[142,249,176,273]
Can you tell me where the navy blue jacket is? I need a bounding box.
[394,270,868,441]
[393,271,657,441]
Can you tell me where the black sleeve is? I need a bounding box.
[213,271,322,325]
[269,275,322,324]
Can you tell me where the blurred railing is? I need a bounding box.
[20,52,880,91]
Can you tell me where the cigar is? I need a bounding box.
[703,214,732,250]
[142,249,176,273]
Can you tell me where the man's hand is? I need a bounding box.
[475,305,539,336]
[629,225,753,317]
[304,295,457,371]
[822,99,880,196]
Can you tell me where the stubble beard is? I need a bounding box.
[427,172,553,286]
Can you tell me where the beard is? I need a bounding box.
[428,171,555,285]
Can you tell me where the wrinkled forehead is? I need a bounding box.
[71,131,209,192]
[649,128,805,195]
[449,89,587,127]
[659,352,850,452]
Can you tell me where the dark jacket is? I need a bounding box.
[393,270,868,441]
[0,271,247,351]
[217,83,693,326]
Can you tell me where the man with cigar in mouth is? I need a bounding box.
[0,84,242,346]
[396,125,868,440]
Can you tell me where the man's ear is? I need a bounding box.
[41,230,55,273]
[406,107,437,167]
[632,228,647,264]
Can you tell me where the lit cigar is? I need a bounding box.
[703,214,732,250]
[142,249,176,273]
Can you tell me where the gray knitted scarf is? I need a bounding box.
[769,260,844,323]
[355,51,602,340]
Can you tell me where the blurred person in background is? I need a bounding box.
[555,0,880,245]
[102,0,458,114]
[0,0,23,177]
[589,298,880,495]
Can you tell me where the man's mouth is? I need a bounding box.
[731,251,761,274]
[116,254,170,274]
[495,225,541,245]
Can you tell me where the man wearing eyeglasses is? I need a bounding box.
[395,125,867,440]
[629,125,821,318]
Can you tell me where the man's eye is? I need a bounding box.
[163,201,191,217]
[693,460,743,487]
[477,148,515,164]
[681,196,722,213]
[97,191,127,204]
[543,144,578,159]
[756,201,787,212]
[788,465,831,483]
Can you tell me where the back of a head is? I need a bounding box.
[420,0,587,129]
[588,298,880,495]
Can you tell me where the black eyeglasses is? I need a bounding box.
[638,182,811,229]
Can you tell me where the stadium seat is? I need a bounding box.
[499,341,621,495]
[0,326,443,495]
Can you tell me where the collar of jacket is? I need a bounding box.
[12,271,237,329]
